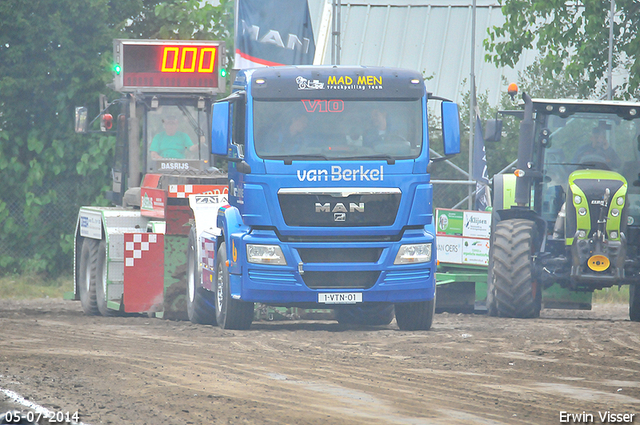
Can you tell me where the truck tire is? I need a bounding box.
[394,298,435,331]
[186,228,217,325]
[630,284,640,322]
[78,238,99,316]
[487,219,541,318]
[215,242,254,330]
[335,304,394,326]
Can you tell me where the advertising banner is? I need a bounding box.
[436,209,491,266]
[235,0,316,68]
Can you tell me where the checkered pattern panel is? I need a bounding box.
[201,237,216,269]
[124,233,159,267]
[168,184,229,199]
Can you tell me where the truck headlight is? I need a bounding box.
[246,244,287,265]
[394,243,432,264]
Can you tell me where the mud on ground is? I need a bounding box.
[1,299,639,424]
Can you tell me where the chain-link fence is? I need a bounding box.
[0,175,105,276]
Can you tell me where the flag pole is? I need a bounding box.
[468,0,477,209]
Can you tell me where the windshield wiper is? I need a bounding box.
[268,154,330,164]
[340,155,396,165]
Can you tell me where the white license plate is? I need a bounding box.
[318,292,362,304]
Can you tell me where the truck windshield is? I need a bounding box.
[253,99,423,160]
[146,105,209,172]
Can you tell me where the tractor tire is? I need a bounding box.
[214,242,254,330]
[630,284,640,322]
[394,298,435,331]
[186,228,217,325]
[487,219,541,318]
[486,247,498,317]
[95,239,118,317]
[335,304,394,326]
[78,238,99,316]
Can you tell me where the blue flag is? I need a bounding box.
[472,115,489,184]
[473,114,490,210]
[235,0,316,68]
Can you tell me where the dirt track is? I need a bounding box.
[1,299,639,425]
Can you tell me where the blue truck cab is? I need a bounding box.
[188,66,460,330]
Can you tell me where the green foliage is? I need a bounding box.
[0,0,122,276]
[153,0,235,65]
[485,0,640,99]
[0,0,234,277]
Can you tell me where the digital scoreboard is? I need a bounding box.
[113,39,226,93]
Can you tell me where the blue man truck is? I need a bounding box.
[187,66,461,330]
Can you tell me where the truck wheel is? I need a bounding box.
[488,219,541,318]
[630,284,640,322]
[215,242,254,330]
[394,298,435,330]
[186,228,217,325]
[335,304,394,326]
[78,238,99,316]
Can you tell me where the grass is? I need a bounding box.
[0,273,632,303]
[592,285,629,303]
[0,274,73,299]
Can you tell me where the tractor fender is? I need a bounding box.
[492,173,546,252]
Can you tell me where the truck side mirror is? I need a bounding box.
[441,101,461,156]
[75,107,88,133]
[484,119,503,142]
[211,101,230,156]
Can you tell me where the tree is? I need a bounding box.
[0,0,124,275]
[0,0,234,276]
[484,1,640,99]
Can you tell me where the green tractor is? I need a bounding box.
[488,90,640,321]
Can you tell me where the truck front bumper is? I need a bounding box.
[228,227,436,305]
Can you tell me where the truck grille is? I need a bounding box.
[297,248,382,263]
[302,271,379,289]
[278,188,401,227]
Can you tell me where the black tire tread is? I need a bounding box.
[630,284,640,322]
[216,243,254,330]
[95,240,118,317]
[79,238,100,316]
[489,219,541,318]
[394,299,435,330]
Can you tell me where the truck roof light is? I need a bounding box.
[255,78,266,84]
[507,83,518,97]
[410,78,420,84]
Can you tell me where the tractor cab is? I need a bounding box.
[144,97,215,174]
